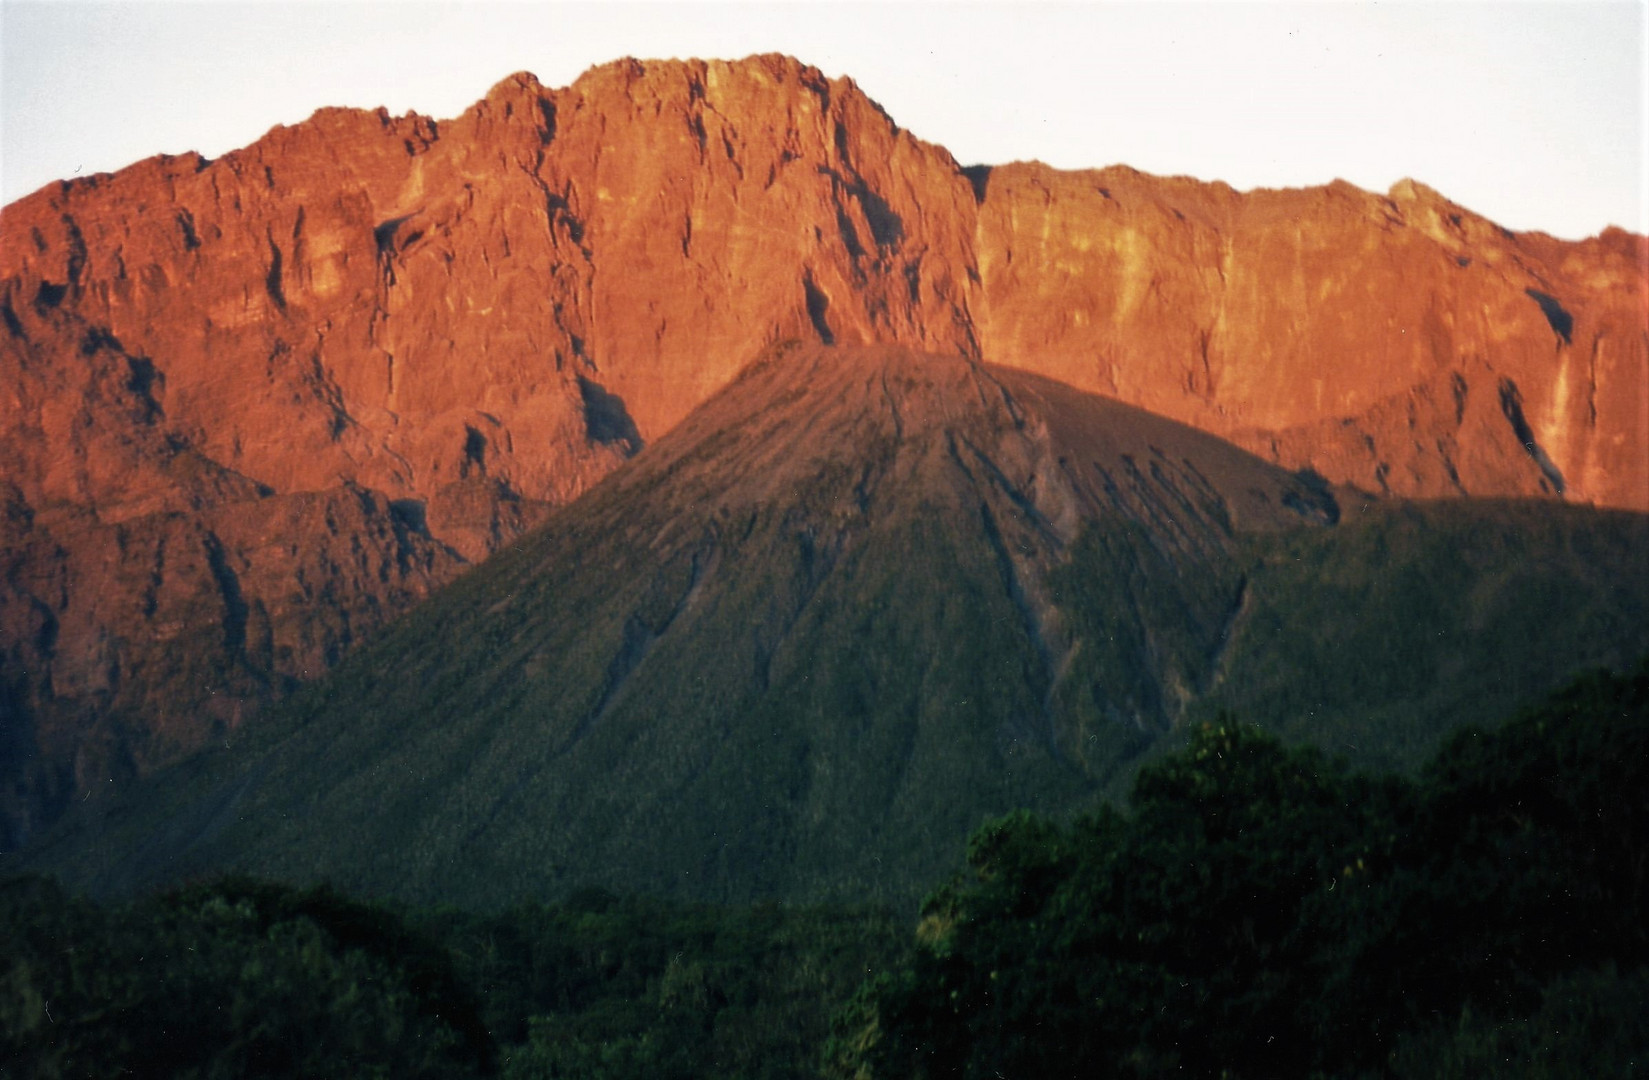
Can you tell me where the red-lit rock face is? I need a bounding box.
[971,164,1646,507]
[1,54,1643,844]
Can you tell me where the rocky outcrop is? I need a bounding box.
[2,53,1644,847]
[971,166,1647,506]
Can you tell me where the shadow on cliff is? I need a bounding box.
[577,376,643,456]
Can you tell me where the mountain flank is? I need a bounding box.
[2,53,1645,848]
[21,343,1648,909]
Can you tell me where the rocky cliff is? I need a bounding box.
[2,54,1644,847]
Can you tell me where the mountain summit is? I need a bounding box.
[2,55,1645,849]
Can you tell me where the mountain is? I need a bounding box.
[2,54,1645,849]
[21,343,1648,909]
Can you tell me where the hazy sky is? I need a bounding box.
[2,1,1644,239]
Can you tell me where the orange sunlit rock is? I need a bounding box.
[1,54,1644,844]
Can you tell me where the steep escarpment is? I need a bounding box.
[2,53,1644,847]
[1,56,981,845]
[970,165,1648,507]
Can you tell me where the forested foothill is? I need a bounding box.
[5,661,1645,1079]
[832,660,1649,1079]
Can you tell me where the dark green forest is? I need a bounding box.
[5,661,1646,1078]
[832,661,1649,1079]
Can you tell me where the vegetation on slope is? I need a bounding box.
[1,875,495,1079]
[13,351,1648,914]
[1049,498,1649,799]
[20,494,1649,913]
[832,661,1649,1079]
[6,662,1646,1078]
[1,875,902,1080]
[1198,498,1649,772]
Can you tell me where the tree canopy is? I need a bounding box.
[832,663,1649,1079]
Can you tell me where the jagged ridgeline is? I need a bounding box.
[22,344,1649,909]
[5,53,1646,854]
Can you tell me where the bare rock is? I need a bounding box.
[1,54,1643,846]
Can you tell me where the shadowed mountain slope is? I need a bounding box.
[18,345,1648,909]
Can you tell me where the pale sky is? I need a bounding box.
[1,1,1645,240]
